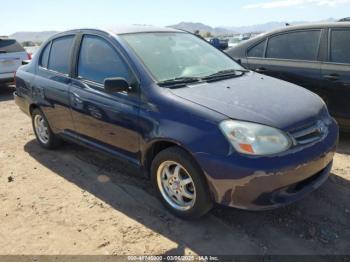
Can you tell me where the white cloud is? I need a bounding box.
[243,0,350,9]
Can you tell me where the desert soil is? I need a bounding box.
[0,84,349,255]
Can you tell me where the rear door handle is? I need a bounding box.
[74,96,83,104]
[70,93,83,106]
[324,73,339,81]
[255,67,267,73]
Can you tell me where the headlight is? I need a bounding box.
[219,120,291,155]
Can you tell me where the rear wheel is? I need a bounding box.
[31,108,61,149]
[151,146,213,219]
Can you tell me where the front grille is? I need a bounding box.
[290,120,327,145]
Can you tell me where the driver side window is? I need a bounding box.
[77,35,132,85]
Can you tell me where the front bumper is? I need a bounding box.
[195,119,338,210]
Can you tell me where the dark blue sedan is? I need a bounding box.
[14,26,338,219]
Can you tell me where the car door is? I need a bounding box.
[320,28,350,128]
[34,35,75,133]
[247,30,323,95]
[69,34,141,161]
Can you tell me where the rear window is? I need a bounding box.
[330,29,350,64]
[0,39,25,53]
[48,35,74,75]
[247,40,266,58]
[40,42,51,68]
[266,30,321,61]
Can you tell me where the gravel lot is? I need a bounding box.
[0,84,349,255]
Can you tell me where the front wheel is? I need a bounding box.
[151,147,213,219]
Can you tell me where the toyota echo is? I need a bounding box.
[14,26,339,219]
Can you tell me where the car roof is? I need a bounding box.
[55,25,183,37]
[45,25,184,43]
[107,25,183,35]
[263,21,350,36]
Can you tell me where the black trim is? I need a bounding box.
[317,29,328,62]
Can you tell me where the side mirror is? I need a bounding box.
[104,77,130,93]
[236,59,242,65]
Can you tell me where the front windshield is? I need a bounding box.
[120,32,245,82]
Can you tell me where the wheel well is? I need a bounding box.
[29,104,39,115]
[144,141,180,175]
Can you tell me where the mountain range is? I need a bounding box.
[9,31,59,43]
[8,19,337,42]
[169,19,336,35]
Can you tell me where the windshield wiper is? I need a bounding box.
[157,76,200,87]
[202,69,249,80]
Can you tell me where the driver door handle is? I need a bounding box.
[324,73,339,81]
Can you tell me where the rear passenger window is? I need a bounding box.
[48,36,74,75]
[266,31,321,61]
[247,40,266,58]
[77,35,131,84]
[40,43,51,68]
[330,30,350,64]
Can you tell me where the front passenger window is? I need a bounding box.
[78,35,131,84]
[330,30,350,64]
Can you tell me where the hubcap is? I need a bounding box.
[34,114,49,144]
[157,161,196,211]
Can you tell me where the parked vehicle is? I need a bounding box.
[14,26,338,219]
[0,37,30,84]
[209,38,228,50]
[226,21,350,130]
[24,46,40,58]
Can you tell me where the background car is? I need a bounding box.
[209,37,228,50]
[0,37,30,84]
[226,21,350,131]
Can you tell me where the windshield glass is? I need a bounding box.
[120,32,244,82]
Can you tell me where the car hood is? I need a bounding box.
[170,72,327,131]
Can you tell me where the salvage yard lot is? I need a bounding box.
[0,84,349,255]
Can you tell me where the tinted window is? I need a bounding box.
[266,31,321,61]
[247,40,266,57]
[78,35,130,84]
[40,43,51,68]
[0,39,25,53]
[331,30,350,64]
[48,36,74,74]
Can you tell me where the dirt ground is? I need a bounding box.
[0,84,349,255]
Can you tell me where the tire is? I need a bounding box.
[31,108,62,149]
[151,146,213,219]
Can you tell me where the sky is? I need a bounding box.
[1,0,350,35]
